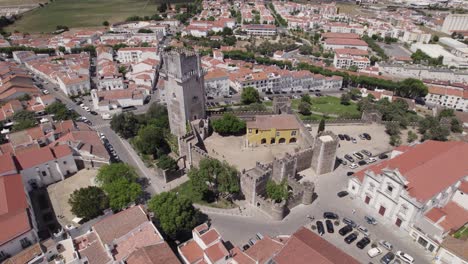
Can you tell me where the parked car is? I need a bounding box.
[367,247,383,258]
[367,157,377,163]
[365,215,378,225]
[316,221,325,236]
[356,237,371,249]
[349,163,358,169]
[42,90,49,95]
[337,191,349,198]
[357,225,369,236]
[256,233,264,240]
[343,217,357,228]
[351,137,357,144]
[338,134,345,140]
[379,154,389,159]
[346,171,355,176]
[358,160,367,166]
[395,251,414,263]
[344,233,358,244]
[361,150,372,156]
[90,111,98,115]
[353,152,364,160]
[323,212,339,219]
[325,220,334,233]
[359,134,366,140]
[380,252,395,264]
[338,225,353,236]
[379,240,393,251]
[337,158,347,165]
[344,154,355,163]
[344,134,350,141]
[363,133,371,140]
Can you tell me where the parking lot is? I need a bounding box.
[309,215,407,263]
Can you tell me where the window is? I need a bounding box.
[41,171,47,177]
[387,185,393,193]
[276,131,280,136]
[291,130,297,136]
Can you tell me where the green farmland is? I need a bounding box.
[6,0,163,33]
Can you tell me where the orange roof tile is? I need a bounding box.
[247,115,300,131]
[125,242,180,264]
[205,241,229,263]
[179,239,203,264]
[0,174,31,246]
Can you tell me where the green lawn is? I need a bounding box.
[454,226,468,239]
[292,96,361,118]
[172,182,237,209]
[6,0,161,33]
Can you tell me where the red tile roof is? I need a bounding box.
[355,141,468,202]
[0,174,31,246]
[204,241,229,263]
[51,144,72,159]
[458,181,468,194]
[15,147,55,169]
[93,205,149,245]
[322,32,360,39]
[179,239,203,264]
[244,236,284,263]
[273,227,360,264]
[425,202,468,232]
[200,229,220,246]
[0,153,17,175]
[325,38,368,46]
[125,242,180,264]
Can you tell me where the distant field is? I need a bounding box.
[0,0,45,6]
[6,0,162,33]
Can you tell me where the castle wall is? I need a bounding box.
[311,131,339,175]
[294,114,315,148]
[294,148,313,172]
[271,153,296,183]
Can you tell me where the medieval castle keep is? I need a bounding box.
[162,50,339,220]
[160,49,206,137]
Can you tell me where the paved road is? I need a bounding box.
[209,165,433,264]
[32,77,163,194]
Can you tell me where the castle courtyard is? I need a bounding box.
[203,132,300,171]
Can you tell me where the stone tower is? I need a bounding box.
[160,49,206,137]
[311,131,339,175]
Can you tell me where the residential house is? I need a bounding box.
[204,69,230,98]
[425,86,468,112]
[246,115,300,146]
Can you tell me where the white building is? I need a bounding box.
[442,14,468,34]
[204,69,230,97]
[324,38,368,51]
[96,46,125,91]
[117,47,158,64]
[243,24,277,36]
[91,88,148,113]
[348,140,468,236]
[434,236,468,264]
[333,48,370,69]
[425,86,468,112]
[15,145,78,192]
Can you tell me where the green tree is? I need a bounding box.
[340,93,351,105]
[103,177,142,210]
[68,186,109,219]
[241,87,260,105]
[266,180,289,203]
[450,118,463,133]
[134,125,170,158]
[110,112,140,138]
[187,167,210,201]
[45,102,76,121]
[221,27,233,36]
[299,45,313,55]
[298,101,311,115]
[418,116,450,141]
[12,110,36,131]
[432,35,439,42]
[389,134,402,146]
[301,94,312,104]
[102,21,109,27]
[397,78,428,98]
[145,102,169,128]
[96,163,138,186]
[438,108,455,119]
[317,119,325,134]
[385,122,401,136]
[348,65,359,72]
[157,155,178,171]
[407,130,418,143]
[148,192,200,238]
[211,113,246,136]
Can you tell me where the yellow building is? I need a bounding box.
[246,114,300,146]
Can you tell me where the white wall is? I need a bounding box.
[0,229,38,258]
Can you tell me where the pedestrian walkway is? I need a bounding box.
[194,203,253,217]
